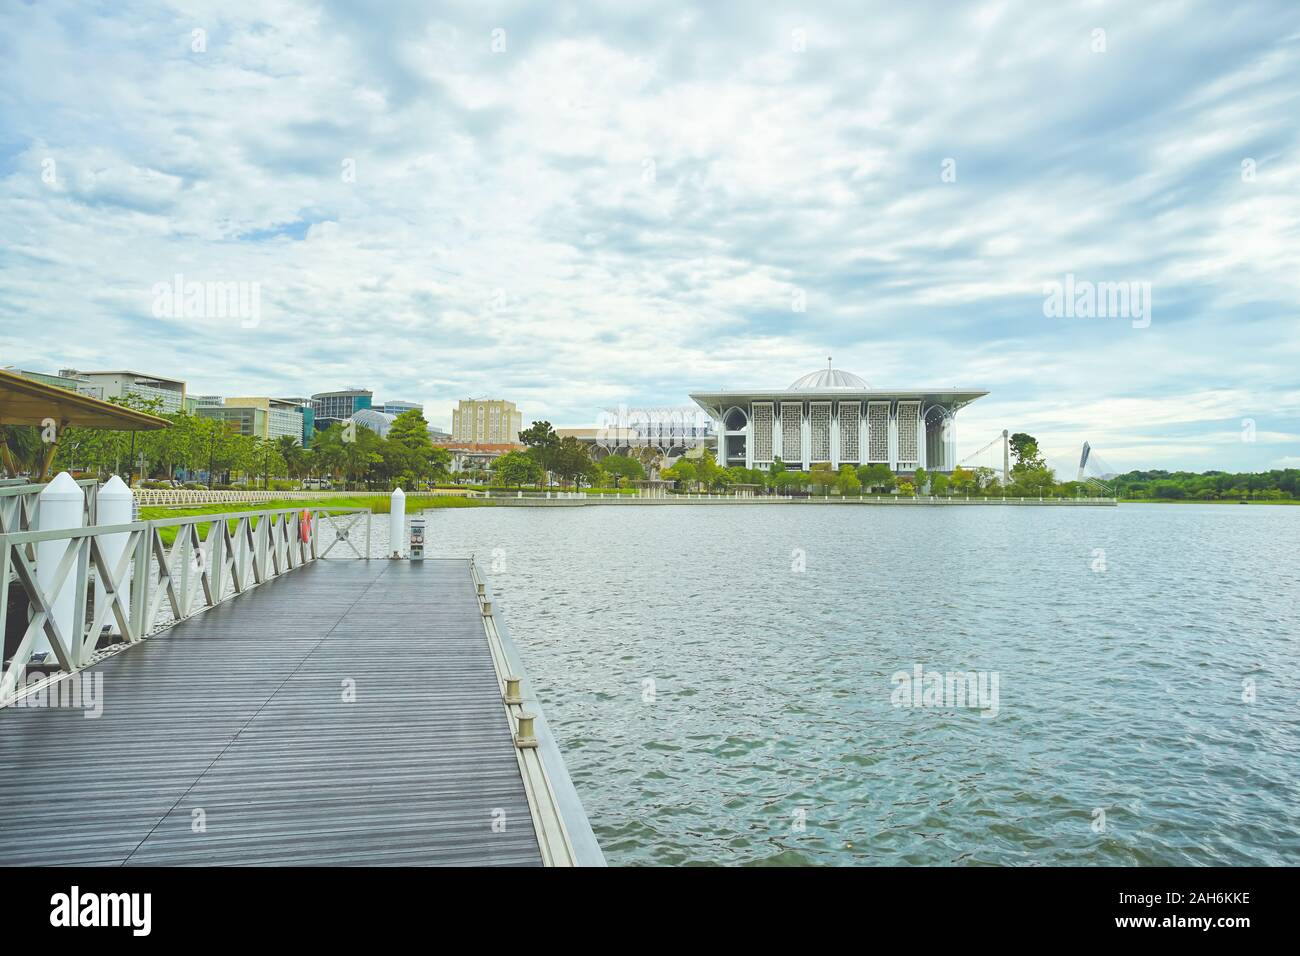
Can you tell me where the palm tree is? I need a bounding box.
[275,434,303,479]
[310,425,347,484]
[0,426,44,478]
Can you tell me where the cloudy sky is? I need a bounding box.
[2,0,1298,473]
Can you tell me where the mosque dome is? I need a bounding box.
[788,366,870,389]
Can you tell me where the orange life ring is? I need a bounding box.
[299,510,311,542]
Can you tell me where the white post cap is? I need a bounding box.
[99,474,132,501]
[39,471,84,501]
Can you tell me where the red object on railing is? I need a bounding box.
[299,510,311,542]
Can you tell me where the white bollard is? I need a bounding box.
[34,471,84,663]
[390,487,405,558]
[94,475,133,635]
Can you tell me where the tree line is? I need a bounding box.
[10,406,1292,501]
[1111,468,1299,500]
[1,395,450,490]
[491,421,646,489]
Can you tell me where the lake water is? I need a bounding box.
[424,503,1300,866]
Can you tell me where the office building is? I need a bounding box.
[451,399,523,445]
[60,369,187,414]
[312,388,372,428]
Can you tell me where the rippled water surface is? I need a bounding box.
[427,503,1300,866]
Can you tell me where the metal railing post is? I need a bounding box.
[260,516,269,574]
[0,539,11,661]
[230,518,242,589]
[131,526,150,641]
[70,537,90,669]
[179,525,192,618]
[209,520,224,603]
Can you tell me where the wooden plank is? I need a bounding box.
[0,559,542,867]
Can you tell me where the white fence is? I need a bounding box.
[131,488,477,506]
[0,505,371,706]
[0,479,99,534]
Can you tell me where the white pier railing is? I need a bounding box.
[0,478,99,534]
[0,505,371,705]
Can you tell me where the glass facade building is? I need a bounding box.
[311,389,372,428]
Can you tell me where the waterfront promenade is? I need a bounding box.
[0,557,602,866]
[481,493,1117,507]
[130,488,1115,509]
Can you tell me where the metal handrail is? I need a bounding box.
[0,478,99,534]
[0,505,371,706]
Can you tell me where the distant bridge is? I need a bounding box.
[956,433,1117,495]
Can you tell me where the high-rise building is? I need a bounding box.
[198,396,305,443]
[197,402,266,439]
[451,399,523,444]
[4,367,81,392]
[377,400,423,416]
[311,388,372,428]
[64,369,187,413]
[276,398,315,446]
[226,397,306,443]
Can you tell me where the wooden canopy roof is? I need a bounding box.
[0,368,170,430]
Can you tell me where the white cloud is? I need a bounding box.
[1,0,1298,466]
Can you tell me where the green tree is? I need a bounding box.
[310,424,348,483]
[600,454,646,488]
[491,450,543,487]
[1010,464,1057,497]
[552,435,594,488]
[344,426,384,488]
[385,409,450,488]
[775,470,808,495]
[199,417,245,487]
[897,480,915,497]
[1009,433,1046,470]
[913,466,928,495]
[695,450,723,492]
[519,420,560,487]
[724,465,764,491]
[836,464,862,496]
[662,459,697,490]
[808,462,836,495]
[2,425,47,478]
[930,472,950,496]
[253,437,287,489]
[856,463,894,493]
[276,434,305,479]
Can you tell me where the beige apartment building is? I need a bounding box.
[451,399,523,444]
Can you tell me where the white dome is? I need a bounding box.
[349,408,396,437]
[788,367,870,390]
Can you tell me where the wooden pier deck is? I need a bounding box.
[0,558,601,866]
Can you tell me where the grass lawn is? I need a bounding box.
[139,494,487,543]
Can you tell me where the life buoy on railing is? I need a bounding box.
[299,510,311,543]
